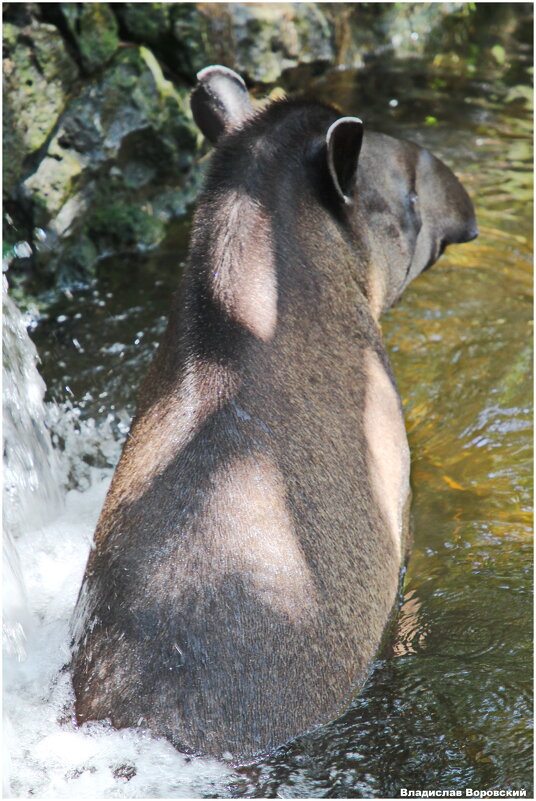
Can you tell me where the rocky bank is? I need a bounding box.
[2,2,514,287]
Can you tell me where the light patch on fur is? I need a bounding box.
[99,360,238,525]
[144,454,317,623]
[209,190,278,342]
[205,454,316,620]
[367,259,389,319]
[363,349,410,560]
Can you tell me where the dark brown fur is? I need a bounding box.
[71,69,477,759]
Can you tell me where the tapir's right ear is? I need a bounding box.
[326,117,364,204]
[190,65,253,144]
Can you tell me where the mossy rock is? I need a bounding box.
[170,3,214,76]
[114,3,212,79]
[53,234,100,285]
[88,196,166,250]
[193,3,335,83]
[115,3,336,83]
[2,20,79,196]
[18,46,198,284]
[114,2,174,46]
[57,3,120,73]
[23,146,85,220]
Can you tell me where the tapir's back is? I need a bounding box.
[71,67,476,759]
[71,213,405,757]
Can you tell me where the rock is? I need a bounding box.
[115,2,174,47]
[193,3,335,83]
[116,3,335,84]
[378,2,466,56]
[3,1,481,288]
[44,3,120,74]
[20,46,198,283]
[170,3,211,76]
[329,2,470,64]
[114,3,203,78]
[2,19,79,196]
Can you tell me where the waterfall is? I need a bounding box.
[3,276,64,536]
[3,276,64,661]
[2,277,232,798]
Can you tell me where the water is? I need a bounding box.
[5,20,532,800]
[2,276,64,536]
[3,283,234,798]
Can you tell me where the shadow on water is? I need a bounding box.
[25,12,533,800]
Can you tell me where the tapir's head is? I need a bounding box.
[191,66,477,319]
[353,130,478,313]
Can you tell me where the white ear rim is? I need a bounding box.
[195,65,248,91]
[191,65,253,142]
[326,116,363,205]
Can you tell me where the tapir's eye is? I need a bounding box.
[406,189,422,235]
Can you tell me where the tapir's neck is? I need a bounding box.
[137,169,383,452]
[186,190,377,351]
[190,188,279,343]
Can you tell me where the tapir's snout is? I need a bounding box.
[362,134,478,301]
[428,151,479,249]
[447,191,479,245]
[460,221,479,243]
[422,210,477,272]
[434,217,478,267]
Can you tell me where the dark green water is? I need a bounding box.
[28,19,532,800]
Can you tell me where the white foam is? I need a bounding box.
[4,473,234,799]
[3,282,234,798]
[3,276,64,535]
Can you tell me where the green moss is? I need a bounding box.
[56,234,99,284]
[88,199,164,249]
[24,150,85,221]
[60,3,119,72]
[2,22,19,49]
[2,20,78,194]
[116,3,173,44]
[138,45,175,97]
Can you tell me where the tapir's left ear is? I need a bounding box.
[191,65,253,144]
[326,117,364,204]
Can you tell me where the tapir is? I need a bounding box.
[71,66,477,759]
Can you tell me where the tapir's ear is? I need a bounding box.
[326,117,364,204]
[190,65,253,144]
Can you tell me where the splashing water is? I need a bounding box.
[3,279,234,798]
[3,276,64,537]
